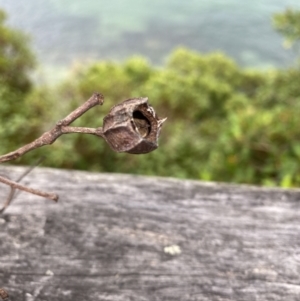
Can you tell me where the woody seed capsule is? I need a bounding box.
[102,97,166,154]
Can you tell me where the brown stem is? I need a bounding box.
[0,93,104,163]
[0,93,105,212]
[0,175,58,202]
[61,126,104,137]
[0,157,45,213]
[58,92,104,125]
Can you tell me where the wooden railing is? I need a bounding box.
[1,166,300,301]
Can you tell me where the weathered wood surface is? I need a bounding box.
[1,166,300,301]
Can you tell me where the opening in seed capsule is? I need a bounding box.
[133,110,151,138]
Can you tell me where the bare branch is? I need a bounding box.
[0,175,58,203]
[0,92,165,213]
[0,93,104,212]
[61,126,104,136]
[0,157,45,213]
[58,92,104,125]
[0,93,104,164]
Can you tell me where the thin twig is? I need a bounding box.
[0,175,58,202]
[61,126,104,136]
[0,93,104,164]
[0,157,45,213]
[0,93,105,212]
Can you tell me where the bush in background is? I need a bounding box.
[1,8,300,187]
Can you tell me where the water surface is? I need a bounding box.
[1,0,299,80]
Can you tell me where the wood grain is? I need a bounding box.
[0,166,300,301]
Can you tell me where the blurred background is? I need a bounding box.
[0,0,300,187]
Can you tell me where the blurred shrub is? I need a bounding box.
[7,47,298,187]
[0,9,42,156]
[273,8,300,50]
[1,6,300,187]
[0,10,35,92]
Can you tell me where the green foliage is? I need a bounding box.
[10,47,298,187]
[2,7,300,187]
[0,10,35,92]
[0,9,39,156]
[273,8,300,49]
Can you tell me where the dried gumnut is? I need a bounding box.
[102,97,166,154]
